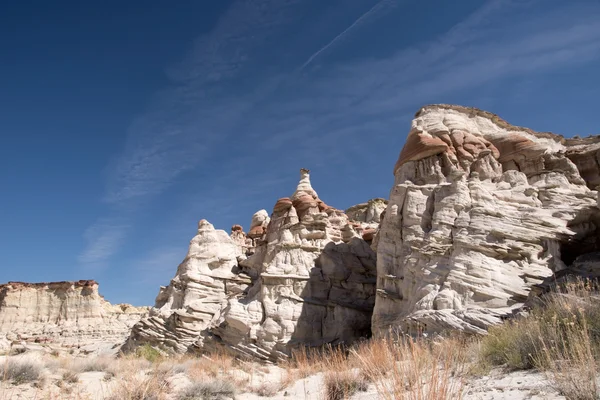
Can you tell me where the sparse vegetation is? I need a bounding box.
[249,382,280,397]
[136,344,164,363]
[61,370,79,384]
[1,358,43,385]
[73,356,111,372]
[177,379,236,400]
[477,279,600,399]
[107,369,170,400]
[353,336,467,400]
[323,369,368,400]
[2,281,600,400]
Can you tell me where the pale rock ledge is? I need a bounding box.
[0,280,148,354]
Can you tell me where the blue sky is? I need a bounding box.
[1,0,599,306]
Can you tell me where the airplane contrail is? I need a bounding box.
[300,0,395,71]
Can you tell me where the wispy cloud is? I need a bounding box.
[81,0,600,274]
[300,0,398,71]
[78,219,130,268]
[79,0,303,268]
[247,0,600,156]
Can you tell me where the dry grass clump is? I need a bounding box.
[352,336,466,400]
[177,379,236,400]
[72,356,111,372]
[479,280,600,370]
[478,279,600,399]
[248,381,280,397]
[323,369,368,400]
[281,344,340,388]
[107,368,170,400]
[1,357,44,385]
[537,316,598,400]
[321,344,368,400]
[477,318,541,370]
[283,336,467,399]
[105,354,152,377]
[61,370,79,384]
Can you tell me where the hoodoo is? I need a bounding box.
[126,169,385,360]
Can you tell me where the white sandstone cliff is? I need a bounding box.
[0,280,148,354]
[373,104,600,336]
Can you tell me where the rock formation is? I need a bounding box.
[0,280,148,354]
[28,103,597,359]
[125,220,252,353]
[373,104,600,336]
[126,169,383,360]
[208,169,379,360]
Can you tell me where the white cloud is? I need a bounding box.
[104,0,303,205]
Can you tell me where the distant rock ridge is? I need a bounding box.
[373,104,600,336]
[125,169,386,359]
[0,280,148,354]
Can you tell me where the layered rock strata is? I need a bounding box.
[127,170,379,360]
[0,280,147,354]
[373,104,600,336]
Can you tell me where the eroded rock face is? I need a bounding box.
[125,220,252,353]
[373,104,600,336]
[127,170,379,359]
[0,280,148,354]
[207,170,377,360]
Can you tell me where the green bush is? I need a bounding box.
[135,344,163,363]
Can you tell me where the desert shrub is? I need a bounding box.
[107,371,169,400]
[478,318,542,370]
[136,344,164,363]
[249,382,280,397]
[1,358,43,385]
[479,279,600,371]
[352,336,466,400]
[74,356,111,372]
[177,379,236,400]
[61,370,79,384]
[323,370,368,400]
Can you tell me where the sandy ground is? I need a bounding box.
[0,353,570,400]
